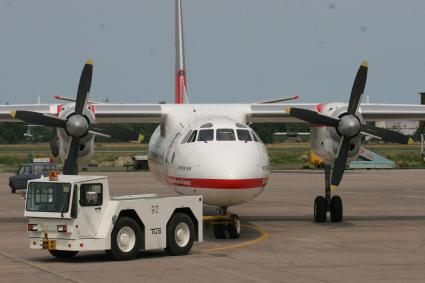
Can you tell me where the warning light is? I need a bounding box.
[49,171,59,181]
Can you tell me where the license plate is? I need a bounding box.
[42,240,56,250]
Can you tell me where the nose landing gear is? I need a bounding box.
[314,165,343,223]
[204,208,241,239]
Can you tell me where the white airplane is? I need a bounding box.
[2,0,425,239]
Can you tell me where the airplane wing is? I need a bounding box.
[246,103,425,123]
[0,104,164,123]
[2,102,425,124]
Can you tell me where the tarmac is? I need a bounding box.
[1,169,425,283]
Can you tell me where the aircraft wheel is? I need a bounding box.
[166,213,195,256]
[314,196,327,223]
[213,224,226,239]
[48,250,78,259]
[111,217,141,260]
[228,214,241,239]
[330,195,343,222]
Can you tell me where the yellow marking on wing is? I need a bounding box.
[331,185,338,191]
[201,224,269,253]
[408,138,414,145]
[361,60,368,68]
[284,107,291,113]
[85,59,93,65]
[9,110,16,118]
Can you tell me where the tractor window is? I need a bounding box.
[26,182,71,213]
[237,129,252,142]
[216,129,236,141]
[71,185,78,218]
[80,183,103,206]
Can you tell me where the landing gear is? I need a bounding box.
[208,208,241,239]
[314,165,343,223]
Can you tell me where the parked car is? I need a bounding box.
[9,159,57,193]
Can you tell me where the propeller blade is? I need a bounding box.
[287,107,339,127]
[11,110,66,128]
[75,59,93,115]
[347,61,368,115]
[63,137,80,175]
[49,135,60,157]
[331,136,351,188]
[361,124,413,144]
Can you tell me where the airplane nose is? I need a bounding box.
[196,147,262,180]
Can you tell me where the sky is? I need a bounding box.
[0,0,424,105]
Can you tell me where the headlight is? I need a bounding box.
[57,225,68,233]
[28,224,39,231]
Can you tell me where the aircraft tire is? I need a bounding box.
[330,195,343,222]
[314,196,327,223]
[213,224,226,239]
[228,214,241,239]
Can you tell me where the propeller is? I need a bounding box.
[10,59,111,175]
[286,61,413,188]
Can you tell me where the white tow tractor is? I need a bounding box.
[24,172,203,260]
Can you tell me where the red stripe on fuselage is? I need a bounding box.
[167,176,268,189]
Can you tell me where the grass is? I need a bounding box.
[0,142,424,172]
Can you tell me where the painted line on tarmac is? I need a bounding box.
[201,224,269,253]
[0,249,83,283]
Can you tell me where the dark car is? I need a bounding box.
[9,162,57,193]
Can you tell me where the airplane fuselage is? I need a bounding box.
[148,104,270,208]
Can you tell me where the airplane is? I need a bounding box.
[1,0,425,239]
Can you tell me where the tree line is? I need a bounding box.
[0,123,310,144]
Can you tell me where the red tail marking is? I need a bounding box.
[315,103,325,113]
[175,70,186,104]
[56,104,63,115]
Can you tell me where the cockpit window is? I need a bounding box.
[198,129,214,142]
[237,129,252,142]
[251,130,259,142]
[236,123,247,128]
[216,129,236,141]
[200,123,213,128]
[252,130,262,143]
[181,130,193,144]
[187,130,198,143]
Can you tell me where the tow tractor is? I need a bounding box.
[24,172,203,260]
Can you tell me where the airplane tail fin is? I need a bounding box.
[175,0,186,104]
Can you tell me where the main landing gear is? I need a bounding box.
[205,208,241,239]
[314,165,343,223]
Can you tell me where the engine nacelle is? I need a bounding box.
[310,103,363,165]
[56,104,96,167]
